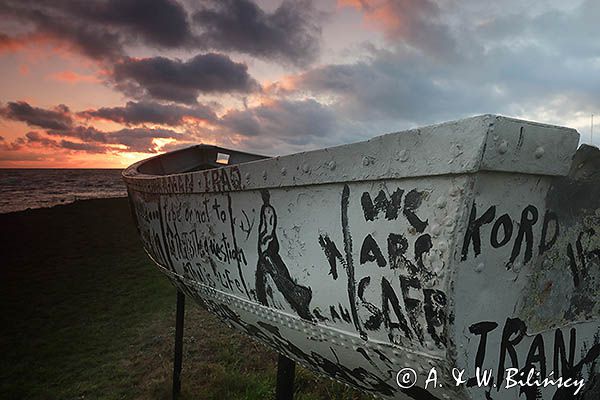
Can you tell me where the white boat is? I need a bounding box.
[123,115,600,400]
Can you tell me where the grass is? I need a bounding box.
[0,198,371,400]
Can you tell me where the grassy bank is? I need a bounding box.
[0,198,369,400]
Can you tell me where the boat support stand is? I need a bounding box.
[171,290,296,400]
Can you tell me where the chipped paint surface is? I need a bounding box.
[124,115,599,399]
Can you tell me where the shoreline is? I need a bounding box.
[0,194,128,216]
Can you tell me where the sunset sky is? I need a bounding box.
[0,0,598,168]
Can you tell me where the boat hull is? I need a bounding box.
[124,115,600,400]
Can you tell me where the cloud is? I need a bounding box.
[0,0,323,65]
[193,0,321,66]
[219,98,345,152]
[338,0,459,60]
[0,32,25,53]
[0,130,106,153]
[45,125,187,153]
[112,53,260,103]
[79,100,217,126]
[262,0,600,136]
[0,101,190,154]
[65,0,193,48]
[0,101,73,130]
[0,1,125,60]
[0,0,192,60]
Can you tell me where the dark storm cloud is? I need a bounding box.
[65,0,193,48]
[193,0,321,66]
[0,0,191,59]
[21,131,107,153]
[0,1,125,60]
[0,101,73,130]
[46,125,187,153]
[220,98,338,145]
[0,100,190,153]
[112,54,260,103]
[0,0,323,65]
[79,101,217,126]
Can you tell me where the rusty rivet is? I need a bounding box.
[498,140,509,154]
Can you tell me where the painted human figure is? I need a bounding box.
[255,190,313,320]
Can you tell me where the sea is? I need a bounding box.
[0,169,128,214]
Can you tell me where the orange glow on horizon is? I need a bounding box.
[49,70,100,84]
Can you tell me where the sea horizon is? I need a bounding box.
[0,169,127,214]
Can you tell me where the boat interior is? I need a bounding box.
[136,145,268,176]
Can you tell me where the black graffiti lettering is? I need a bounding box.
[360,234,387,267]
[467,321,498,387]
[330,305,341,322]
[318,234,344,280]
[321,185,448,347]
[567,228,600,288]
[422,289,447,348]
[403,189,428,233]
[202,198,211,222]
[554,328,576,377]
[538,210,559,255]
[312,308,329,322]
[414,234,433,278]
[461,203,496,260]
[360,188,403,221]
[211,198,227,223]
[566,243,580,288]
[508,205,538,268]
[357,276,383,331]
[341,185,365,338]
[230,166,242,190]
[201,166,242,192]
[497,317,526,387]
[490,213,513,248]
[381,277,413,344]
[399,275,424,345]
[220,168,232,192]
[387,233,409,270]
[338,304,352,323]
[211,169,221,192]
[466,318,600,399]
[524,334,546,379]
